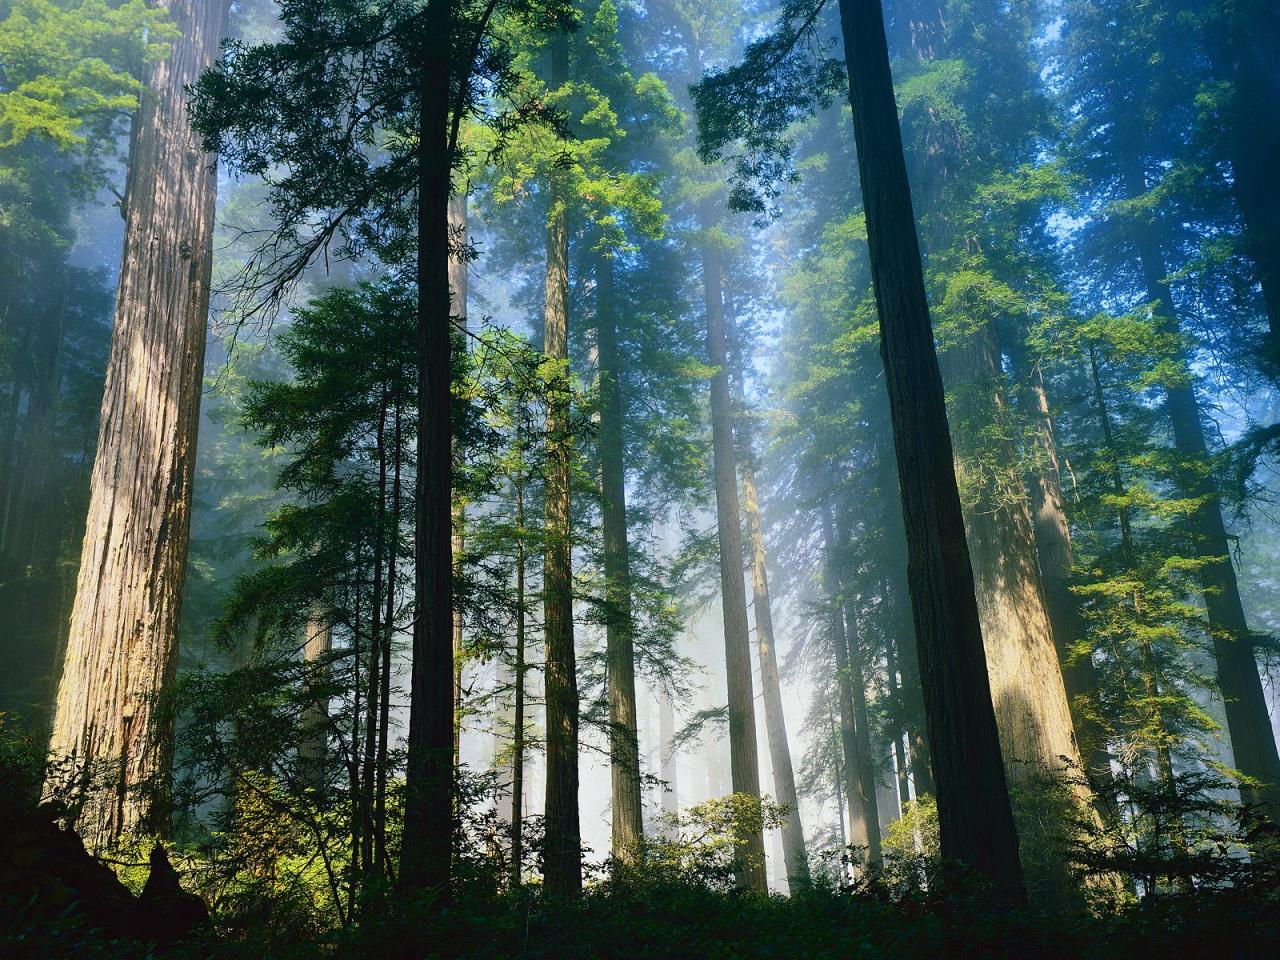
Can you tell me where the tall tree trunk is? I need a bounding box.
[701,225,767,892]
[835,0,1024,899]
[45,0,229,847]
[1008,343,1114,792]
[596,253,645,861]
[450,193,468,766]
[401,0,456,893]
[820,504,881,869]
[1219,0,1280,355]
[1130,207,1280,820]
[541,23,582,897]
[941,326,1089,791]
[724,302,809,887]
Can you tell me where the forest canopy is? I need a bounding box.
[2,0,1280,956]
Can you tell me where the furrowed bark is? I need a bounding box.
[941,326,1088,794]
[835,0,1024,899]
[46,0,229,847]
[1009,343,1115,793]
[401,0,456,894]
[541,23,582,897]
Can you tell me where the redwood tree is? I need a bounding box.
[46,0,230,847]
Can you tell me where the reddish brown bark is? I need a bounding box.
[46,0,229,847]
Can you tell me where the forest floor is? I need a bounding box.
[8,872,1280,960]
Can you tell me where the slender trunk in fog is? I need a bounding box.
[659,687,678,827]
[834,0,1023,899]
[841,599,883,867]
[701,221,767,892]
[46,0,229,847]
[820,503,881,868]
[596,253,645,860]
[725,302,809,886]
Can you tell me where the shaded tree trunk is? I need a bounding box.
[45,0,229,847]
[540,23,582,897]
[835,0,1024,899]
[596,253,645,860]
[1218,0,1280,355]
[401,0,456,893]
[1130,208,1280,820]
[725,302,808,886]
[701,227,767,892]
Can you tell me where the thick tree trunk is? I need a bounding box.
[941,326,1088,794]
[820,504,881,869]
[701,228,768,892]
[541,24,582,898]
[725,303,808,886]
[1009,345,1114,791]
[1220,0,1280,354]
[835,0,1024,899]
[45,0,229,847]
[450,193,468,766]
[596,254,645,861]
[401,0,456,893]
[1132,219,1280,820]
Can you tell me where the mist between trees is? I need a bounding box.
[2,0,1280,955]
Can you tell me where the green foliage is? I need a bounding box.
[0,0,170,151]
